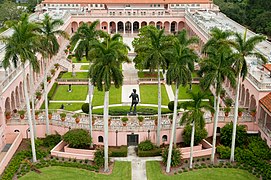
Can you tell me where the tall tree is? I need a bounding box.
[71,21,104,146]
[39,13,68,135]
[1,14,39,162]
[165,30,199,172]
[89,34,130,172]
[200,48,236,164]
[133,26,172,146]
[180,91,213,168]
[230,30,267,162]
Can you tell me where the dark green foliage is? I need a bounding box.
[138,148,162,157]
[63,129,92,149]
[216,145,231,159]
[109,146,128,157]
[94,148,104,167]
[168,101,181,111]
[162,148,181,167]
[43,133,62,147]
[81,103,89,114]
[220,122,247,148]
[182,125,208,146]
[48,83,58,100]
[138,140,154,151]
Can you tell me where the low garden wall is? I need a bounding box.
[51,140,96,160]
[180,139,212,159]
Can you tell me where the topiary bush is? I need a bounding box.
[162,148,182,167]
[109,146,128,157]
[168,101,181,111]
[81,103,89,114]
[63,129,92,149]
[138,140,154,151]
[94,148,104,167]
[220,122,247,148]
[138,148,162,157]
[182,125,208,146]
[217,145,231,159]
[43,133,61,148]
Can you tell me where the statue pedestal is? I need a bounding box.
[127,112,137,116]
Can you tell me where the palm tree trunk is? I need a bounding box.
[88,79,93,148]
[211,93,220,164]
[189,121,195,169]
[103,91,109,172]
[156,64,162,146]
[230,72,241,162]
[44,60,50,135]
[23,65,37,162]
[29,65,37,139]
[166,86,179,173]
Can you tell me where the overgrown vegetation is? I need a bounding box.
[63,129,92,149]
[182,125,208,146]
[109,146,128,157]
[137,140,162,157]
[162,148,182,167]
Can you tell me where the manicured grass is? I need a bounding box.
[60,72,88,79]
[20,161,131,180]
[171,84,213,99]
[52,85,88,101]
[138,71,163,78]
[72,56,89,63]
[140,85,169,105]
[92,87,122,106]
[80,65,89,70]
[146,161,257,180]
[48,103,84,111]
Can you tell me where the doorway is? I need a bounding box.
[127,134,139,146]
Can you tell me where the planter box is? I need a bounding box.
[180,139,212,159]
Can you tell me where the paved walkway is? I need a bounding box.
[111,146,162,180]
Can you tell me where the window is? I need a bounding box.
[98,136,103,142]
[125,4,130,7]
[154,4,156,7]
[110,12,112,15]
[162,135,168,142]
[128,12,131,15]
[14,130,20,132]
[152,12,155,15]
[100,4,103,7]
[95,4,98,7]
[150,4,152,7]
[158,4,160,7]
[133,12,136,15]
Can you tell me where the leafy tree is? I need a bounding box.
[0,0,25,26]
[63,129,92,149]
[162,148,181,167]
[182,125,208,146]
[221,122,247,148]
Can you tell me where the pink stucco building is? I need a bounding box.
[0,0,271,172]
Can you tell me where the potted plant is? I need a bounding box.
[47,76,52,83]
[40,83,44,90]
[220,89,226,98]
[224,97,233,107]
[50,69,56,76]
[35,111,40,120]
[35,91,42,100]
[121,117,128,126]
[92,116,96,126]
[5,112,11,120]
[238,108,244,117]
[18,110,26,120]
[48,111,53,120]
[108,118,112,126]
[138,116,144,126]
[67,45,71,50]
[250,109,256,117]
[60,113,66,121]
[64,49,69,54]
[13,109,17,114]
[153,116,158,126]
[224,107,231,117]
[73,114,80,124]
[54,63,60,69]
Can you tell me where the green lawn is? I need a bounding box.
[80,65,89,70]
[72,56,89,63]
[52,85,88,101]
[48,103,84,111]
[171,84,213,99]
[138,71,163,78]
[20,161,131,180]
[60,72,88,79]
[140,85,169,105]
[146,161,257,180]
[92,87,122,106]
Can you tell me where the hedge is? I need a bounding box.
[48,83,58,100]
[138,148,162,157]
[109,146,128,157]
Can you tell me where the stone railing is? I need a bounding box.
[258,119,271,140]
[247,72,271,90]
[56,78,88,83]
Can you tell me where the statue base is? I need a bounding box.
[68,89,72,92]
[127,112,137,116]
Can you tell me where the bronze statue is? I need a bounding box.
[129,89,139,114]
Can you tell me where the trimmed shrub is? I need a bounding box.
[182,125,207,146]
[94,148,104,167]
[138,140,154,151]
[48,83,58,100]
[43,133,61,147]
[81,103,89,114]
[217,145,231,159]
[162,148,182,167]
[138,148,162,157]
[168,101,181,111]
[63,129,91,149]
[109,146,128,157]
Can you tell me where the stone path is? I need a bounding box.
[111,146,162,180]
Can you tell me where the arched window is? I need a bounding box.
[98,136,103,143]
[162,135,167,142]
[14,129,20,132]
[216,127,221,134]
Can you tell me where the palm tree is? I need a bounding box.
[71,21,104,147]
[1,14,39,162]
[180,91,213,169]
[39,13,68,135]
[165,30,199,173]
[134,26,172,146]
[200,48,236,164]
[89,34,130,172]
[230,30,267,162]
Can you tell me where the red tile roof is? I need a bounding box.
[42,0,212,4]
[260,93,271,113]
[263,64,271,72]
